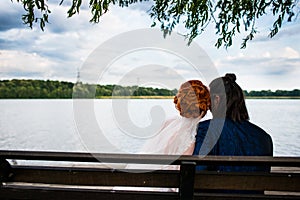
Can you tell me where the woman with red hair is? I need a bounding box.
[115,80,211,191]
[141,80,211,155]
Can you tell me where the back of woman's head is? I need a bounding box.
[209,73,249,122]
[174,80,210,118]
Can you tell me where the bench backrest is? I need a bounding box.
[0,150,300,200]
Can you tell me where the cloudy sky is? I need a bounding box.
[0,0,300,91]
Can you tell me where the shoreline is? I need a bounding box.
[245,96,300,99]
[0,96,300,100]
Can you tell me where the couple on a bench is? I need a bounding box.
[141,73,273,173]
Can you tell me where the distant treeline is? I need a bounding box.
[244,89,300,97]
[0,79,176,98]
[0,79,299,98]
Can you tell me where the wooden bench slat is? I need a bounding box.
[194,192,300,200]
[0,185,298,200]
[1,150,300,166]
[8,165,300,192]
[194,172,300,192]
[10,166,179,187]
[0,185,178,200]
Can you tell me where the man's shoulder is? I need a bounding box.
[197,119,212,130]
[242,120,270,136]
[199,119,211,125]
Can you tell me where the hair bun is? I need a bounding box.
[174,80,210,118]
[225,73,236,82]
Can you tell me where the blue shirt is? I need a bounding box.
[193,118,273,172]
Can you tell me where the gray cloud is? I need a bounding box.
[0,2,24,31]
[2,71,45,78]
[248,20,300,43]
[218,55,300,79]
[57,0,90,10]
[126,0,153,12]
[273,22,300,39]
[0,14,23,31]
[0,1,90,33]
[0,33,38,50]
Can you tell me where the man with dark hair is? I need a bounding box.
[193,73,273,172]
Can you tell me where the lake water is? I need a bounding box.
[0,99,299,156]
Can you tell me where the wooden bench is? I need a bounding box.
[0,150,299,200]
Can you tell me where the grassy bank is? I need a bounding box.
[246,96,300,99]
[96,96,300,99]
[96,96,174,99]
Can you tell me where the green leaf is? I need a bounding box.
[151,21,156,27]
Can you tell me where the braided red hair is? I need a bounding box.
[174,80,210,118]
